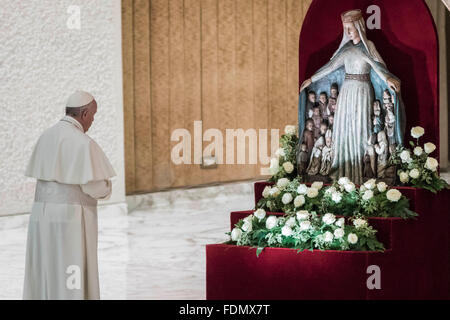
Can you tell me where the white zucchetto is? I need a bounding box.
[66,90,95,108]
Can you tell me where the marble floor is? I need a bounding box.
[0,181,255,300]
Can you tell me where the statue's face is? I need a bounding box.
[343,22,360,43]
[383,91,391,103]
[320,124,328,134]
[328,116,334,124]
[308,94,316,103]
[326,137,332,147]
[306,122,313,131]
[319,94,327,104]
[301,144,307,151]
[313,108,320,116]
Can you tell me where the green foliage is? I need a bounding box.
[390,138,449,193]
[228,211,385,257]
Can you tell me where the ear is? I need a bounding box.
[81,108,89,119]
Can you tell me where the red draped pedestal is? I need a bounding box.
[206,182,450,300]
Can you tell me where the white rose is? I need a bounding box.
[281,225,293,237]
[353,218,368,229]
[254,208,266,221]
[338,177,350,185]
[296,210,310,221]
[306,187,319,198]
[344,183,356,193]
[399,171,409,183]
[400,150,412,164]
[242,220,252,232]
[284,125,297,135]
[277,178,290,189]
[335,217,345,228]
[266,216,278,229]
[364,179,376,190]
[297,184,308,195]
[425,157,439,172]
[424,142,436,154]
[348,233,358,244]
[386,189,402,202]
[269,158,279,175]
[409,168,420,179]
[377,182,387,193]
[285,217,296,228]
[362,190,374,201]
[294,195,305,208]
[411,126,425,139]
[322,213,336,225]
[275,148,286,158]
[311,181,323,190]
[282,193,293,204]
[231,228,242,241]
[283,162,294,174]
[262,186,271,198]
[334,228,345,239]
[325,186,337,194]
[299,220,311,231]
[360,185,367,192]
[324,231,334,242]
[413,146,423,156]
[269,186,281,197]
[331,192,343,203]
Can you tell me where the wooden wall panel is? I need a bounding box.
[150,0,171,189]
[133,0,153,193]
[168,0,186,188]
[122,0,136,193]
[122,0,312,194]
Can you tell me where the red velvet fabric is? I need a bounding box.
[205,183,450,299]
[299,0,439,153]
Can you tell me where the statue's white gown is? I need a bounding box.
[311,41,390,184]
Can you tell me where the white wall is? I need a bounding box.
[0,0,125,215]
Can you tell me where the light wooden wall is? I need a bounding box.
[122,0,312,194]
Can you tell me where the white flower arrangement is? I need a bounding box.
[257,177,418,219]
[268,126,299,182]
[390,126,449,193]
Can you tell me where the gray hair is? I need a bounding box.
[65,101,93,116]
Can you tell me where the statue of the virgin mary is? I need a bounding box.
[298,9,406,185]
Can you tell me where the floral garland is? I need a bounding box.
[257,177,418,219]
[390,126,449,193]
[227,209,385,256]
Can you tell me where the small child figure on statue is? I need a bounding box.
[382,90,396,146]
[330,83,339,98]
[319,121,329,137]
[297,143,309,175]
[306,91,317,119]
[302,119,315,156]
[306,137,325,176]
[311,106,322,139]
[372,100,383,134]
[327,97,337,115]
[318,92,329,120]
[327,114,334,130]
[375,130,389,178]
[363,134,377,179]
[319,133,333,176]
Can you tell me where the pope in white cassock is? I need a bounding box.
[23,90,116,300]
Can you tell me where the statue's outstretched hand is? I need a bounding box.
[387,77,401,93]
[300,78,312,93]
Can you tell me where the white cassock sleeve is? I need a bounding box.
[80,180,112,200]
